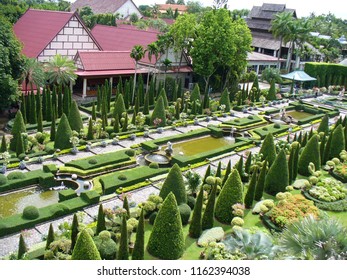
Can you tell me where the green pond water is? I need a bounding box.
[161,136,232,156]
[286,111,314,120]
[0,187,59,218]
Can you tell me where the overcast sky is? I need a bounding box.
[132,0,347,19]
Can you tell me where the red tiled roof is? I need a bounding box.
[247,52,285,62]
[71,0,131,15]
[76,51,135,71]
[91,24,160,51]
[75,69,149,77]
[13,8,101,58]
[157,4,188,12]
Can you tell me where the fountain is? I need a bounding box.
[144,153,170,165]
[165,141,173,156]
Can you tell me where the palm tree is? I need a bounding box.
[162,58,172,87]
[44,54,77,88]
[130,45,145,104]
[146,42,160,93]
[20,57,45,94]
[271,11,293,69]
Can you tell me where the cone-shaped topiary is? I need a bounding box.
[292,141,300,181]
[96,204,106,235]
[121,113,128,132]
[288,144,295,184]
[123,195,130,218]
[50,110,56,142]
[0,135,7,153]
[215,161,222,179]
[113,114,120,133]
[87,118,94,140]
[143,92,150,115]
[117,214,129,260]
[320,134,326,165]
[54,113,73,149]
[202,165,211,184]
[219,88,231,112]
[62,89,70,116]
[298,135,321,176]
[132,209,144,260]
[215,169,243,224]
[190,84,200,102]
[159,163,187,205]
[266,79,276,101]
[329,124,345,160]
[68,100,83,133]
[91,103,96,121]
[29,91,37,124]
[71,229,101,260]
[149,79,155,105]
[147,193,184,259]
[222,160,231,186]
[301,132,308,147]
[37,94,43,132]
[259,133,276,166]
[10,111,26,152]
[265,149,289,195]
[202,183,217,230]
[244,168,257,209]
[17,233,27,259]
[245,152,252,175]
[158,88,169,108]
[323,132,332,164]
[16,132,25,157]
[57,88,63,117]
[45,223,55,250]
[254,160,267,201]
[71,213,79,252]
[189,188,204,238]
[150,96,166,127]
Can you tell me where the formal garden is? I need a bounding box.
[0,66,347,260]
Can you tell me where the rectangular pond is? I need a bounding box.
[286,110,314,120]
[161,136,233,156]
[0,187,59,218]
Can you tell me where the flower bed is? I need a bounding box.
[306,177,347,202]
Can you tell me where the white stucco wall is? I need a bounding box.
[38,16,99,62]
[117,1,142,18]
[157,48,189,67]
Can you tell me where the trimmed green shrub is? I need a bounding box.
[71,214,79,252]
[0,174,8,186]
[267,80,276,101]
[58,189,77,202]
[219,88,231,112]
[87,118,94,140]
[54,113,73,150]
[329,124,345,159]
[10,111,26,152]
[94,231,117,260]
[150,96,166,127]
[189,188,203,238]
[118,214,129,260]
[147,193,184,259]
[298,135,321,176]
[178,203,191,226]
[202,183,217,230]
[148,211,157,225]
[254,160,267,201]
[22,205,39,220]
[190,84,201,102]
[45,223,55,250]
[244,168,257,209]
[43,164,58,174]
[158,88,169,108]
[132,209,145,260]
[118,174,127,181]
[15,132,25,157]
[96,204,106,235]
[17,233,27,259]
[125,149,136,157]
[259,133,276,166]
[1,135,7,153]
[113,94,126,120]
[7,171,26,180]
[215,169,243,224]
[123,196,130,218]
[149,162,159,169]
[159,163,187,205]
[80,191,100,204]
[265,149,289,196]
[323,132,332,164]
[187,196,196,210]
[71,229,101,260]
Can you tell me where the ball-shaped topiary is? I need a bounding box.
[178,203,191,225]
[125,149,136,157]
[159,163,187,205]
[88,158,98,165]
[215,169,243,224]
[71,229,101,260]
[147,193,184,260]
[22,205,40,220]
[118,174,127,181]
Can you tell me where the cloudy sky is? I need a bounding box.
[131,0,347,19]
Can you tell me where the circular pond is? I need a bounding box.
[145,153,170,165]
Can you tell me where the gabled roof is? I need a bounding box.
[13,8,101,58]
[247,51,285,63]
[71,0,136,15]
[76,51,134,71]
[91,24,161,64]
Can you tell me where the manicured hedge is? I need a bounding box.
[80,190,100,204]
[252,124,289,139]
[171,140,252,167]
[100,166,169,195]
[222,115,263,127]
[297,114,325,125]
[58,189,77,202]
[65,150,131,170]
[0,169,55,193]
[141,128,210,152]
[264,105,296,116]
[207,126,224,138]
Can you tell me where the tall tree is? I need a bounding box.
[130,45,145,104]
[20,57,45,95]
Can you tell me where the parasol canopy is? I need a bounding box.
[281,70,317,82]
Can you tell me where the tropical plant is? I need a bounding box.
[130,45,145,104]
[44,54,77,87]
[20,57,45,94]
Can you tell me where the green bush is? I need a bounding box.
[71,229,101,260]
[178,203,191,225]
[265,150,289,196]
[43,164,58,174]
[298,135,321,176]
[7,171,26,180]
[54,113,73,150]
[48,204,69,216]
[22,206,40,220]
[148,211,157,225]
[58,189,77,202]
[215,169,243,224]
[80,190,100,204]
[273,123,281,129]
[68,100,83,133]
[219,88,231,112]
[149,162,159,169]
[125,149,136,157]
[147,193,184,259]
[259,133,276,166]
[187,196,196,210]
[329,124,345,159]
[150,96,166,127]
[88,159,97,164]
[0,174,8,186]
[118,174,127,181]
[159,164,187,205]
[94,231,117,260]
